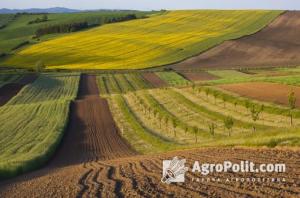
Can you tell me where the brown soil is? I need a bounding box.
[218,82,300,107]
[0,148,299,197]
[50,74,136,167]
[179,71,219,81]
[142,72,167,87]
[172,11,300,70]
[0,74,37,106]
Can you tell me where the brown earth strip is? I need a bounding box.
[0,148,298,197]
[218,82,300,108]
[172,11,300,70]
[179,71,219,81]
[0,74,37,106]
[142,72,167,87]
[50,74,137,167]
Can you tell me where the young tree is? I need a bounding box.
[245,100,250,110]
[209,123,216,136]
[250,104,263,132]
[172,119,177,137]
[35,60,45,73]
[222,96,227,108]
[205,88,210,100]
[158,114,163,129]
[224,116,234,136]
[234,101,238,111]
[184,126,188,134]
[288,91,297,126]
[164,116,169,130]
[192,83,196,91]
[193,126,198,143]
[213,92,218,105]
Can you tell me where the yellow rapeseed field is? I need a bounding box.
[3,10,282,69]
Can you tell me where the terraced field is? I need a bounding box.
[0,73,80,178]
[2,10,281,69]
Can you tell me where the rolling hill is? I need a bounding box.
[1,10,282,70]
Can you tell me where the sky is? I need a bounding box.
[1,0,300,11]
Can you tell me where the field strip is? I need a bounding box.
[179,87,299,128]
[0,73,79,179]
[0,74,36,106]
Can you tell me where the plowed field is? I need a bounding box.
[0,148,298,197]
[218,82,300,108]
[172,11,300,70]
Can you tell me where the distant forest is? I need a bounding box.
[35,14,138,37]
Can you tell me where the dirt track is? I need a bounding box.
[0,74,36,106]
[172,11,300,70]
[0,148,299,197]
[218,82,300,108]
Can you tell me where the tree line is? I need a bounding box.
[35,14,137,37]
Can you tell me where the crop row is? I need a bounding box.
[97,73,152,95]
[0,73,80,178]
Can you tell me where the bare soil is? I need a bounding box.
[142,72,167,87]
[172,11,300,70]
[0,148,298,197]
[0,74,37,106]
[50,74,136,167]
[179,71,219,81]
[218,82,300,108]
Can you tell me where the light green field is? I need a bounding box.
[2,10,281,69]
[156,71,190,86]
[207,70,250,79]
[0,73,80,179]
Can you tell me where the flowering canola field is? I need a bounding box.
[3,10,282,69]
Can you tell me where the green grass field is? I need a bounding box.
[0,73,79,179]
[2,10,281,69]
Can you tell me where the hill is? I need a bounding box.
[172,11,300,70]
[1,10,282,70]
[0,10,152,54]
[0,7,80,14]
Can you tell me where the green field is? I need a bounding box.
[0,73,79,179]
[97,73,152,95]
[106,71,300,153]
[0,11,151,54]
[2,10,281,69]
[155,71,190,86]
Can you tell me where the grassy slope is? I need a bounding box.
[0,73,79,179]
[2,10,282,69]
[0,11,150,54]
